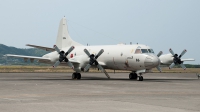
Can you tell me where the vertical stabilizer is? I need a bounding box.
[56,17,82,49]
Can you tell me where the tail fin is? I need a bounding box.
[55,17,83,49]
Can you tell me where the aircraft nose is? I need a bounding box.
[144,55,160,68]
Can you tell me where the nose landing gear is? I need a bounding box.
[138,73,143,81]
[72,72,81,80]
[129,72,143,81]
[138,76,143,81]
[129,72,138,79]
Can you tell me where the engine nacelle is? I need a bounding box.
[159,54,174,65]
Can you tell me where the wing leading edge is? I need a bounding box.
[4,54,51,63]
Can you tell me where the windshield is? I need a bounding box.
[141,49,148,53]
[135,49,155,54]
[150,49,154,53]
[148,49,154,53]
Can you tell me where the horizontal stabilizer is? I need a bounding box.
[26,44,55,52]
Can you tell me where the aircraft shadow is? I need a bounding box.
[0,77,198,82]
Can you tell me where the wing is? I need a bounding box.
[26,44,55,52]
[4,54,51,63]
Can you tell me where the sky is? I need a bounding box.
[0,0,199,64]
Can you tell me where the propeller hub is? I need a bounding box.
[53,45,75,68]
[173,54,182,64]
[169,48,187,69]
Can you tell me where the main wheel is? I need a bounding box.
[77,73,81,79]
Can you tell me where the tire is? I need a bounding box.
[77,73,81,79]
[129,73,133,79]
[139,76,143,81]
[132,73,138,79]
[72,73,77,79]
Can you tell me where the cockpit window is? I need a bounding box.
[141,49,148,53]
[148,49,155,53]
[135,49,142,54]
[135,49,154,54]
[150,49,154,53]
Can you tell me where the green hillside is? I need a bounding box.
[0,44,49,65]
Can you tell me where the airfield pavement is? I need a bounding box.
[0,72,199,112]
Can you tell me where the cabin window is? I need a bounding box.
[135,49,142,54]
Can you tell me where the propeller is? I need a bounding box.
[53,45,75,69]
[84,49,110,79]
[169,48,187,70]
[156,51,163,72]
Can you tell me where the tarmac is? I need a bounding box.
[0,72,199,112]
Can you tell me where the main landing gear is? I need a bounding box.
[72,72,81,80]
[129,72,143,81]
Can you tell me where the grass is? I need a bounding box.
[0,65,200,73]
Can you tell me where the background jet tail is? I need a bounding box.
[56,17,83,49]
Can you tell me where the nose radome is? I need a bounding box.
[144,55,160,68]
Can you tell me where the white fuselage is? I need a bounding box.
[42,44,160,72]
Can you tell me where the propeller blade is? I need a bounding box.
[179,49,187,58]
[97,64,110,79]
[157,51,163,57]
[54,45,60,53]
[156,66,162,72]
[180,63,186,70]
[84,64,91,72]
[169,63,175,69]
[53,61,60,68]
[84,49,91,57]
[66,61,74,69]
[95,49,104,59]
[169,48,175,56]
[65,46,75,56]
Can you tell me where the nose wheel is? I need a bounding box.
[138,76,143,81]
[72,73,81,79]
[129,73,138,79]
[129,72,143,81]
